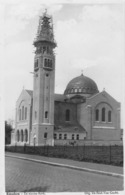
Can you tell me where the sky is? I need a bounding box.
[2,0,125,128]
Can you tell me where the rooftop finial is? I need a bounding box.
[103,87,105,91]
[44,8,47,15]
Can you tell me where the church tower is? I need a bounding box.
[31,11,56,146]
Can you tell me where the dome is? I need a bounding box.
[64,74,99,96]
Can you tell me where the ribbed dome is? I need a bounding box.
[64,74,99,95]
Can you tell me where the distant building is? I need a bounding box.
[11,11,121,146]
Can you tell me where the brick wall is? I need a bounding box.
[5,145,123,166]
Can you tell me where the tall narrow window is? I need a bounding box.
[22,106,24,120]
[54,133,57,139]
[102,107,105,122]
[45,111,48,119]
[44,59,47,67]
[64,134,67,140]
[25,107,27,120]
[72,134,74,140]
[25,129,28,142]
[19,109,21,120]
[48,59,50,67]
[59,134,62,139]
[21,130,23,142]
[76,134,79,140]
[17,130,19,142]
[44,133,47,139]
[66,109,70,121]
[95,109,99,121]
[108,111,112,122]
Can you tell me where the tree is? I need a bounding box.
[5,121,13,145]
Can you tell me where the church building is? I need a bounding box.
[11,12,121,146]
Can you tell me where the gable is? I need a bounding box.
[86,90,120,109]
[16,89,32,108]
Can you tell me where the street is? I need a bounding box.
[5,156,123,192]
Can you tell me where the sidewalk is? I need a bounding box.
[5,152,123,178]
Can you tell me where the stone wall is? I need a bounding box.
[5,145,123,166]
[54,101,77,125]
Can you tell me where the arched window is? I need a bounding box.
[17,130,20,142]
[95,109,99,121]
[25,107,27,120]
[25,129,28,142]
[21,130,23,142]
[59,134,62,139]
[45,111,48,119]
[48,59,50,67]
[44,132,47,139]
[22,106,24,120]
[54,133,57,139]
[72,134,74,140]
[76,134,79,140]
[108,111,112,122]
[19,109,21,120]
[102,107,105,122]
[44,59,47,67]
[64,134,67,140]
[65,109,70,121]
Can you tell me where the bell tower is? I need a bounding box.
[31,11,56,145]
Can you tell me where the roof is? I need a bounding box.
[54,123,86,133]
[54,94,66,102]
[64,74,99,95]
[24,91,66,102]
[26,90,33,97]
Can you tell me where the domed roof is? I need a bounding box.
[64,74,99,95]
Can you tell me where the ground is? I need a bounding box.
[5,156,123,192]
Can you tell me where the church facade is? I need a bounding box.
[11,12,121,146]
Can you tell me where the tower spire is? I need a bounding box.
[34,11,56,48]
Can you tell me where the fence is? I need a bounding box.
[5,145,123,166]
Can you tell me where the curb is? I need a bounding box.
[6,154,123,179]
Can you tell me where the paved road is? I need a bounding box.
[5,156,123,192]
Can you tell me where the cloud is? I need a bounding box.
[55,4,124,67]
[5,2,63,39]
[47,4,63,14]
[72,57,116,70]
[54,3,124,103]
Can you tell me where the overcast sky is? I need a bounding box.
[3,0,125,128]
